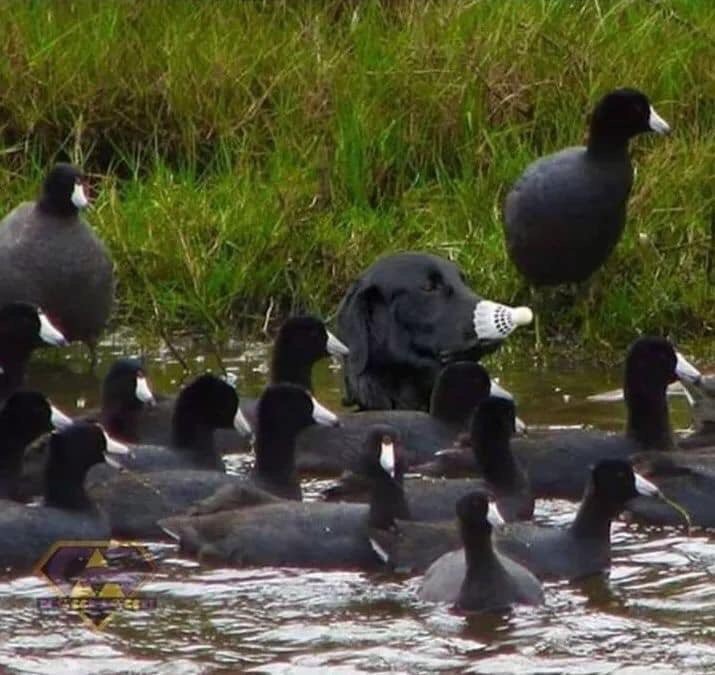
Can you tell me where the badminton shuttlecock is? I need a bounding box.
[473,301,533,340]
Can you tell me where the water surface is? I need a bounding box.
[1,336,713,674]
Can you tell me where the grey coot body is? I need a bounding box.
[492,460,662,581]
[88,384,339,539]
[504,89,670,285]
[419,492,543,612]
[295,361,493,474]
[422,337,697,500]
[0,423,112,574]
[0,164,114,347]
[326,395,533,523]
[0,303,68,401]
[159,425,407,569]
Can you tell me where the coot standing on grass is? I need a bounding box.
[0,163,114,359]
[504,88,670,286]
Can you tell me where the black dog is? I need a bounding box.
[337,252,527,410]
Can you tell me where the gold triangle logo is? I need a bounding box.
[86,549,108,568]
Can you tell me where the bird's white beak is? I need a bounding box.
[648,106,671,135]
[635,472,662,498]
[675,352,701,384]
[135,375,156,406]
[38,310,68,346]
[326,331,350,357]
[380,439,395,478]
[71,182,90,209]
[234,407,252,435]
[50,405,74,430]
[311,397,340,426]
[487,502,505,527]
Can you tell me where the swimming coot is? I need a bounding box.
[0,423,113,573]
[295,361,493,474]
[159,425,408,568]
[419,492,543,612]
[87,384,339,539]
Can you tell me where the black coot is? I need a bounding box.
[504,88,670,286]
[419,492,543,612]
[0,164,114,352]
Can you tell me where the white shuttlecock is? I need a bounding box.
[473,300,533,340]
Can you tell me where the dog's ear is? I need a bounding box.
[338,281,384,375]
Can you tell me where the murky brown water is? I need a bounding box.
[1,335,714,674]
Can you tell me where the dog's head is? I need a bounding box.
[337,252,530,409]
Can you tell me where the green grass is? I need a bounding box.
[0,0,712,354]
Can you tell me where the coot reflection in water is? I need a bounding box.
[2,336,714,674]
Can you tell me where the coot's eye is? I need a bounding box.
[421,280,436,292]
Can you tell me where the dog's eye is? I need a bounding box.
[421,277,440,293]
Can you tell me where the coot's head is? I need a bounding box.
[358,424,406,483]
[275,315,349,361]
[456,490,505,538]
[39,163,90,215]
[589,88,670,148]
[624,336,690,398]
[173,374,240,436]
[590,459,661,508]
[0,303,68,353]
[430,361,492,425]
[102,357,156,411]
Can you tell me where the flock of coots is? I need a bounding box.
[0,87,713,615]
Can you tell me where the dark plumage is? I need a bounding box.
[422,336,692,500]
[239,315,349,428]
[0,164,114,349]
[0,302,67,401]
[419,492,543,612]
[492,460,661,580]
[504,88,670,286]
[325,395,533,523]
[0,423,111,573]
[336,252,530,411]
[159,425,406,568]
[296,361,493,474]
[625,451,715,528]
[0,392,54,500]
[87,384,339,539]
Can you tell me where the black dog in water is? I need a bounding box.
[337,252,531,410]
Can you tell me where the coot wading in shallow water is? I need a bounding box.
[503,88,669,343]
[336,252,531,411]
[0,164,114,364]
[419,491,544,613]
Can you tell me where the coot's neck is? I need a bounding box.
[171,419,223,470]
[368,473,410,530]
[586,127,632,160]
[463,526,500,578]
[430,385,473,427]
[270,340,313,390]
[36,196,78,219]
[0,440,25,499]
[474,434,519,490]
[569,485,618,541]
[102,408,139,443]
[625,383,674,450]
[254,422,299,484]
[0,349,32,399]
[44,456,93,511]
